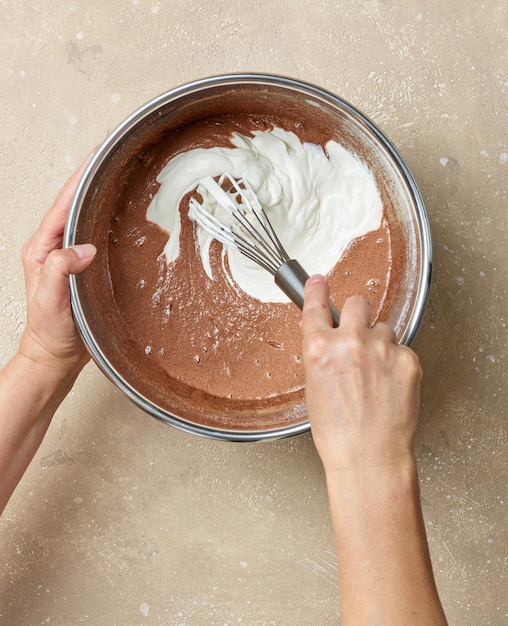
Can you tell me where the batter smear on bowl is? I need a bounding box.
[107,115,393,403]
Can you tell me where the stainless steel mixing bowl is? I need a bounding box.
[64,73,432,441]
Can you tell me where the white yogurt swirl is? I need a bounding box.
[146,127,382,302]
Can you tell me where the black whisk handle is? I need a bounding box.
[275,260,341,328]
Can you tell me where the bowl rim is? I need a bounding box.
[65,72,432,442]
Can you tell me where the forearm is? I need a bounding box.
[326,459,447,626]
[0,352,81,513]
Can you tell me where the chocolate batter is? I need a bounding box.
[106,116,392,402]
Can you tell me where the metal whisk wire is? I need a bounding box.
[188,173,340,327]
[189,174,289,276]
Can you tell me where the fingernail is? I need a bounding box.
[72,243,97,259]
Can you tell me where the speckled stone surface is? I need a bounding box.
[0,2,506,625]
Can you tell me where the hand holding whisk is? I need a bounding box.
[189,174,340,327]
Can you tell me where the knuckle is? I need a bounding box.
[399,347,422,379]
[340,329,365,356]
[303,328,366,370]
[303,298,329,316]
[21,239,34,265]
[303,330,331,365]
[44,249,68,274]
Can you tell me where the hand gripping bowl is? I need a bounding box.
[65,73,432,442]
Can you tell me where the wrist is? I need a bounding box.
[324,454,419,501]
[8,350,83,422]
[13,349,83,391]
[19,328,89,381]
[315,429,416,477]
[324,456,423,557]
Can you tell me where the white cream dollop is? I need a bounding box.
[146,127,382,302]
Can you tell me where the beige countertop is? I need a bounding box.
[1,2,506,624]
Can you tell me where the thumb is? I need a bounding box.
[36,244,96,314]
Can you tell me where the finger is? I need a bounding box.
[35,245,96,315]
[29,152,95,265]
[371,320,397,343]
[22,153,95,297]
[301,274,334,335]
[339,295,372,331]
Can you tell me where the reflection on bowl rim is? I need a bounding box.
[64,72,432,442]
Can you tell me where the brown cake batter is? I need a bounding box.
[105,115,394,403]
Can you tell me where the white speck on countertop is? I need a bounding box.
[140,602,150,617]
[499,153,507,164]
[64,109,78,125]
[439,157,449,167]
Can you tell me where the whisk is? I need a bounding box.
[188,174,340,327]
